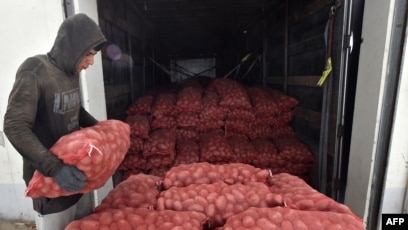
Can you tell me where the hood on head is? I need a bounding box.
[48,13,107,75]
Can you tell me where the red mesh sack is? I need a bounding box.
[254,115,279,126]
[226,109,256,122]
[150,115,177,130]
[124,115,150,139]
[266,88,299,111]
[209,78,252,110]
[142,129,178,158]
[269,166,288,175]
[118,152,146,171]
[199,131,234,163]
[251,139,285,168]
[94,174,161,212]
[146,154,175,169]
[273,137,314,164]
[225,119,252,136]
[175,112,199,127]
[148,166,171,178]
[128,136,144,154]
[199,91,228,122]
[173,86,203,114]
[177,128,200,142]
[275,110,295,126]
[175,139,200,165]
[125,95,154,116]
[247,87,280,116]
[268,173,363,223]
[271,125,297,139]
[25,120,130,198]
[122,169,145,181]
[227,136,256,164]
[224,131,248,139]
[162,162,270,189]
[248,125,274,140]
[151,93,176,117]
[196,120,224,133]
[65,207,209,230]
[220,207,365,230]
[156,181,282,228]
[281,162,313,175]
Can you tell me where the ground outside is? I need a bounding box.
[0,220,36,230]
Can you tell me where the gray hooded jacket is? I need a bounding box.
[4,13,106,214]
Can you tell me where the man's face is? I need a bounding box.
[76,49,97,73]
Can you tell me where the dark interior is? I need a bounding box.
[95,0,363,200]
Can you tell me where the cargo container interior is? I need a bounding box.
[95,0,364,202]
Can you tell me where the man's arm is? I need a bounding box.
[3,72,63,177]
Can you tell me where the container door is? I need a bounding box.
[322,0,364,201]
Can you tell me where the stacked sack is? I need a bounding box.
[207,78,254,138]
[65,164,365,230]
[121,78,314,179]
[119,115,149,179]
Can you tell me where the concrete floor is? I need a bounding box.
[0,221,36,230]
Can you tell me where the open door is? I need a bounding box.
[321,0,364,202]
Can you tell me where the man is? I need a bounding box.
[3,13,107,230]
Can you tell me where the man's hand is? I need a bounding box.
[53,164,87,192]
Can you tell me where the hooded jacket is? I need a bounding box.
[3,13,107,214]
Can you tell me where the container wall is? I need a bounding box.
[264,1,332,191]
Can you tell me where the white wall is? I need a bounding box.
[0,0,64,221]
[0,0,108,221]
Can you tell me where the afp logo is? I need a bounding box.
[382,214,408,230]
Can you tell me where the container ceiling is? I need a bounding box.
[130,0,280,58]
